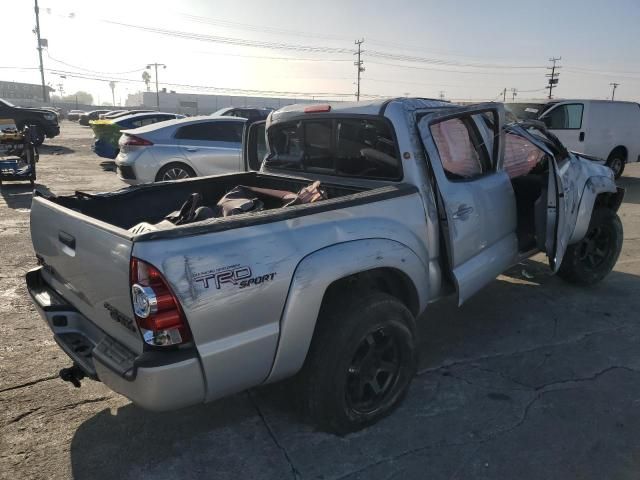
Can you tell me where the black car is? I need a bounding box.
[0,98,60,145]
[78,110,110,126]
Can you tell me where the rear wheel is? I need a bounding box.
[155,163,196,182]
[298,292,416,434]
[557,208,623,286]
[30,125,45,146]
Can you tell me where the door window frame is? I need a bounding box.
[540,103,584,130]
[419,106,502,183]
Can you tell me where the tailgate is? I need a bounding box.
[30,196,143,355]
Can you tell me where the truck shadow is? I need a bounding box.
[68,259,640,480]
[617,175,640,205]
[0,183,54,210]
[38,144,75,155]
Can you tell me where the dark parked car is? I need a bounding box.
[66,110,86,122]
[0,98,60,145]
[212,107,273,121]
[79,110,111,126]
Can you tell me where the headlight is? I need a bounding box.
[43,113,56,121]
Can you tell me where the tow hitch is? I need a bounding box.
[59,364,86,388]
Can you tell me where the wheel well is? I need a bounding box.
[320,267,420,318]
[156,161,195,180]
[608,146,628,162]
[595,190,624,212]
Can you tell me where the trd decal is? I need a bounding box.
[193,264,276,290]
[103,302,136,332]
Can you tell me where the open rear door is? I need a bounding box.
[242,120,267,172]
[505,123,580,271]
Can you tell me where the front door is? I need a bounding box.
[418,104,518,304]
[540,102,588,154]
[505,123,580,271]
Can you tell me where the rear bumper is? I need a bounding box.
[25,267,206,411]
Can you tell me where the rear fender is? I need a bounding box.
[265,238,429,383]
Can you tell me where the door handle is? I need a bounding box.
[186,147,198,152]
[58,231,76,257]
[452,205,474,220]
[579,132,585,142]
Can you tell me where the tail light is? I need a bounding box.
[130,258,191,347]
[121,134,153,147]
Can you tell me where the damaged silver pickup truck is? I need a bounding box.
[26,98,623,433]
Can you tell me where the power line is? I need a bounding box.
[44,68,372,99]
[46,53,145,75]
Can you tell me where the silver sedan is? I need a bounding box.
[115,116,246,184]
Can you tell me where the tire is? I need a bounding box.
[155,162,196,182]
[557,208,623,286]
[606,154,625,179]
[298,292,417,434]
[30,125,45,146]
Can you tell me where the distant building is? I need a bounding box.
[126,90,324,115]
[0,80,53,104]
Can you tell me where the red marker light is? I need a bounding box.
[304,104,332,113]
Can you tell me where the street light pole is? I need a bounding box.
[146,63,166,110]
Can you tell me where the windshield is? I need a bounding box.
[506,103,551,121]
[0,98,15,107]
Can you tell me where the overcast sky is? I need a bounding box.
[2,0,639,105]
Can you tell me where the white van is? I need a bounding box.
[510,100,640,178]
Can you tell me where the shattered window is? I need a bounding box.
[503,133,545,178]
[430,118,486,180]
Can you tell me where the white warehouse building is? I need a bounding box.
[126,91,323,115]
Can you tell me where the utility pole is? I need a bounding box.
[34,0,48,103]
[609,82,619,100]
[146,63,166,109]
[109,81,117,107]
[546,57,561,99]
[511,88,518,102]
[502,88,507,102]
[354,39,365,102]
[439,90,446,101]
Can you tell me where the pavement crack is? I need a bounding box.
[532,365,640,391]
[0,374,57,394]
[5,407,41,426]
[50,396,111,413]
[247,391,301,480]
[417,324,628,377]
[336,366,639,480]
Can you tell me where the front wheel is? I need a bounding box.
[298,292,417,434]
[606,154,625,179]
[557,208,623,286]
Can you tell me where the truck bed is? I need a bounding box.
[41,172,413,239]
